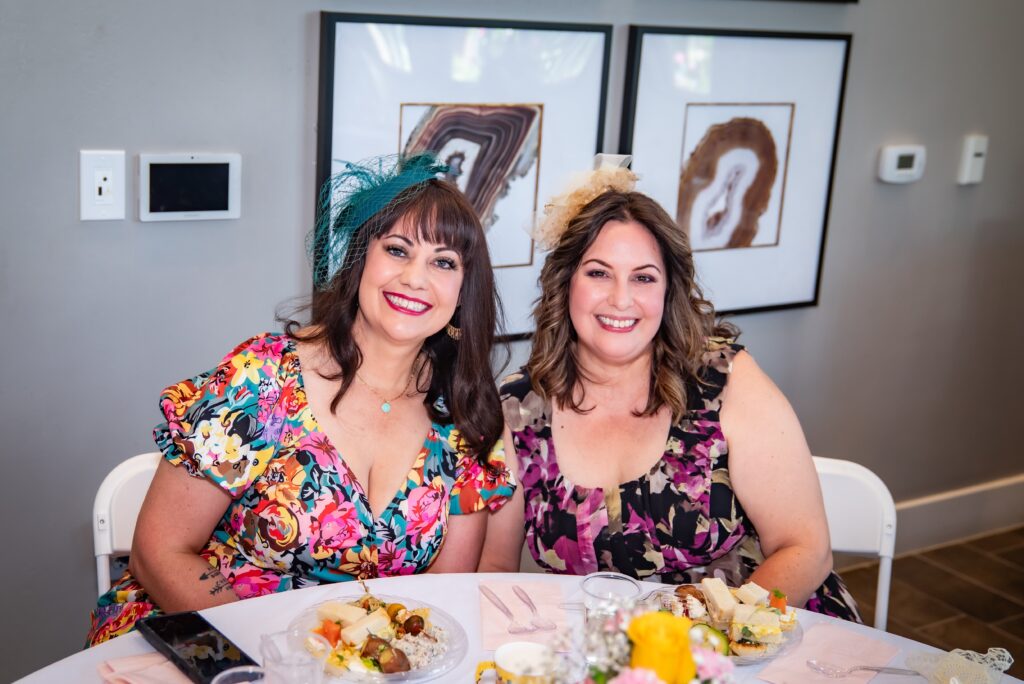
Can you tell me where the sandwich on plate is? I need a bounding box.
[728,603,784,657]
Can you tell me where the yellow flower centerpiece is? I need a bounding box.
[627,613,696,684]
[583,607,733,684]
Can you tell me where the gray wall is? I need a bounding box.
[2,0,1022,679]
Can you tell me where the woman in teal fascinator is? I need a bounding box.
[88,154,515,645]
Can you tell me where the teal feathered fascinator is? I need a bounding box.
[310,153,449,289]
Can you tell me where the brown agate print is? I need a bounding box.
[399,101,544,266]
[677,105,793,252]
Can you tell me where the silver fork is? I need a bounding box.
[480,585,536,634]
[806,659,924,678]
[512,585,557,631]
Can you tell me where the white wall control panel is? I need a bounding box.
[878,144,926,184]
[957,134,988,185]
[80,150,125,220]
[139,152,241,221]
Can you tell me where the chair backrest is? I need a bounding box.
[813,455,897,630]
[93,452,161,596]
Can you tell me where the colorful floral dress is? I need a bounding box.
[88,333,514,646]
[500,340,860,621]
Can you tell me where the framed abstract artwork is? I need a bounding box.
[317,12,612,338]
[621,26,851,315]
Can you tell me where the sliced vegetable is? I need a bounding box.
[314,619,342,647]
[691,623,730,655]
[769,589,787,612]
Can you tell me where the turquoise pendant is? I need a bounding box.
[381,402,392,414]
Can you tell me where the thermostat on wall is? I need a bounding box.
[139,153,241,221]
[878,145,925,184]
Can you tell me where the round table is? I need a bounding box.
[16,573,1000,683]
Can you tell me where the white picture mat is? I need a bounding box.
[330,21,608,335]
[629,33,847,311]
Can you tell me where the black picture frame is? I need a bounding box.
[620,26,851,317]
[316,12,613,340]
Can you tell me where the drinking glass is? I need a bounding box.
[211,665,265,684]
[259,627,330,684]
[580,572,641,625]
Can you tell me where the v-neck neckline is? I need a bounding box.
[287,336,437,525]
[544,397,674,496]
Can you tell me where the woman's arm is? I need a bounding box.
[427,508,489,573]
[128,459,240,611]
[477,426,525,572]
[477,486,525,572]
[721,351,833,607]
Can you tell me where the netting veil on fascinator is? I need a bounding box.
[309,153,449,289]
[532,153,637,251]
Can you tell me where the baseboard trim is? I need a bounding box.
[893,472,1024,555]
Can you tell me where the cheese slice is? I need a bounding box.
[340,607,391,645]
[734,581,769,606]
[316,601,369,626]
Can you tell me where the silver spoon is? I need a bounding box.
[512,585,557,631]
[806,659,924,678]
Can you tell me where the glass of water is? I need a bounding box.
[580,571,641,624]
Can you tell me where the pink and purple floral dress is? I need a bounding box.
[88,333,514,646]
[500,340,860,621]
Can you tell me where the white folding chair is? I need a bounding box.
[92,452,161,596]
[813,456,897,631]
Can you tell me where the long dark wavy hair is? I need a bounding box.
[527,190,738,422]
[284,179,504,463]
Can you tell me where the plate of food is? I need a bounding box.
[642,578,802,665]
[289,588,468,682]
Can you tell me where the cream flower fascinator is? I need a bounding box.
[533,154,637,251]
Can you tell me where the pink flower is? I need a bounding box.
[693,646,734,680]
[405,483,445,543]
[608,668,664,684]
[229,567,284,599]
[313,499,362,553]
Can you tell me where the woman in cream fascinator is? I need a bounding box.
[479,155,860,623]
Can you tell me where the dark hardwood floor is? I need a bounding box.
[839,525,1024,679]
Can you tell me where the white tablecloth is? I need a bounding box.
[17,573,1014,683]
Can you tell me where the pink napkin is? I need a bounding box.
[97,653,192,684]
[757,622,900,683]
[479,580,569,651]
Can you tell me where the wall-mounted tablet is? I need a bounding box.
[139,153,241,221]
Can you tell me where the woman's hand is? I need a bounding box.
[128,459,239,611]
[722,351,833,607]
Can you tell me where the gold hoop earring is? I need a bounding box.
[446,322,462,340]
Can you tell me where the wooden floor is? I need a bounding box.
[840,525,1024,678]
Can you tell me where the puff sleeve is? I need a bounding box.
[448,438,517,515]
[152,333,287,498]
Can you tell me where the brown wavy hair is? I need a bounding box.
[527,190,737,422]
[284,179,504,463]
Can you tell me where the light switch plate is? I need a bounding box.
[957,134,988,185]
[80,150,125,220]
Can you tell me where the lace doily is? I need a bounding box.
[906,647,1014,684]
